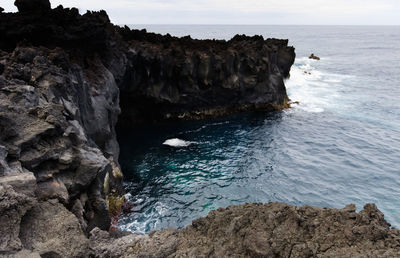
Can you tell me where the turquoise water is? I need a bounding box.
[118,25,400,233]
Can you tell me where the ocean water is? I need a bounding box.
[118,25,400,234]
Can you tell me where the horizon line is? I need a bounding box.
[124,24,400,26]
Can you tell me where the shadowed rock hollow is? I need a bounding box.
[0,1,399,257]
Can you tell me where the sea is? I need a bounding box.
[117,25,400,234]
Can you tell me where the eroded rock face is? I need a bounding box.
[117,29,295,126]
[19,200,89,257]
[0,4,126,255]
[90,203,400,257]
[0,7,128,256]
[0,44,122,235]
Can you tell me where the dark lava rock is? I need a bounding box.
[14,0,51,13]
[0,8,124,254]
[117,28,295,126]
[0,7,4,13]
[0,5,114,52]
[309,53,321,60]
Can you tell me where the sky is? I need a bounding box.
[2,0,400,25]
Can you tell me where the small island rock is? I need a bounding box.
[309,53,321,60]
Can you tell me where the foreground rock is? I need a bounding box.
[90,203,400,257]
[0,3,125,254]
[0,174,36,253]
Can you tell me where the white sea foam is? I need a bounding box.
[285,57,352,113]
[163,138,195,147]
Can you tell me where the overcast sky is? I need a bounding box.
[2,0,400,25]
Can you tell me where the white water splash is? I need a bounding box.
[163,138,195,147]
[285,57,353,113]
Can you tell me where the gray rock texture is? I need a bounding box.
[89,203,400,258]
[0,44,122,234]
[19,200,89,257]
[0,176,36,253]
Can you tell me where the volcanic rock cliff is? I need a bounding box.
[1,1,399,257]
[116,27,295,125]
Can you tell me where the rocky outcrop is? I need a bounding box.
[90,202,400,257]
[117,28,295,125]
[19,200,89,257]
[0,41,124,232]
[14,0,51,13]
[309,53,320,60]
[0,5,126,256]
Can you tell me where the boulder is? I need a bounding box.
[19,200,89,257]
[309,53,321,60]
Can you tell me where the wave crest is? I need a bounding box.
[163,138,195,147]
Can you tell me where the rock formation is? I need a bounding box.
[0,3,125,255]
[309,53,320,60]
[90,203,400,257]
[117,29,295,125]
[0,1,399,257]
[14,0,51,13]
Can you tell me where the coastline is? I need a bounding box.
[0,1,399,257]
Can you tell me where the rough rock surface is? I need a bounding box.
[90,203,400,258]
[0,43,123,234]
[19,200,89,257]
[0,3,125,255]
[117,29,295,125]
[0,174,36,253]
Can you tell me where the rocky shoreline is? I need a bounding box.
[0,1,399,257]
